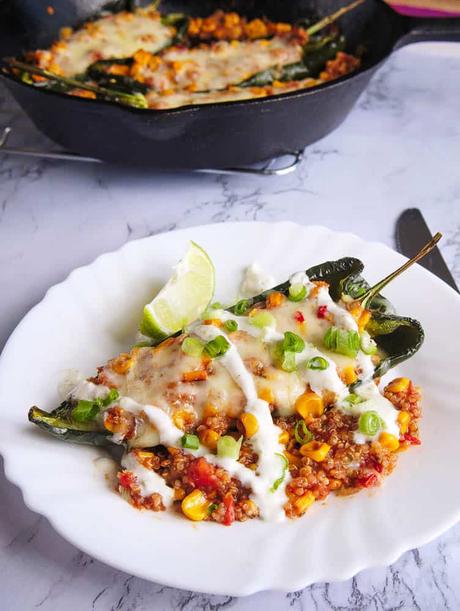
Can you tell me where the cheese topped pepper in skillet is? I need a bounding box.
[29,237,440,525]
[8,1,364,110]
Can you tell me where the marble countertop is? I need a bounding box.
[1,41,460,610]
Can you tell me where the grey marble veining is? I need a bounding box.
[1,41,460,610]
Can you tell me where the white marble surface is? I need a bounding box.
[1,41,460,610]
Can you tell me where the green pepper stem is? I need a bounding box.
[359,232,442,309]
[307,0,366,37]
[6,59,148,108]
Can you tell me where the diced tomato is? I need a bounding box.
[118,470,135,489]
[356,473,378,488]
[187,457,219,491]
[223,493,235,526]
[294,310,305,323]
[366,455,383,473]
[317,305,328,319]
[402,433,421,445]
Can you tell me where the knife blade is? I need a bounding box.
[395,208,459,293]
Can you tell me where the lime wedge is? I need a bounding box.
[140,241,215,341]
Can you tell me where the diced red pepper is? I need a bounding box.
[294,310,305,323]
[366,455,383,474]
[356,473,378,488]
[402,433,421,445]
[118,470,135,489]
[187,457,219,491]
[223,493,235,526]
[317,305,328,319]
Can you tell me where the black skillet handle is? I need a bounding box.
[395,17,460,48]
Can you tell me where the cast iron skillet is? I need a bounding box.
[1,0,459,169]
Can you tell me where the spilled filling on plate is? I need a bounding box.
[29,258,423,525]
[10,2,363,110]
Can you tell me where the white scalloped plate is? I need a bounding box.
[1,222,460,596]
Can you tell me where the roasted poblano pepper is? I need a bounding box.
[28,401,114,447]
[228,257,424,379]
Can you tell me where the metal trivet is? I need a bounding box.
[0,126,303,176]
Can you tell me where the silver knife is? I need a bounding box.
[395,208,459,293]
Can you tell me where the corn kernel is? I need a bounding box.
[295,391,324,421]
[181,489,210,521]
[358,309,371,332]
[397,411,411,435]
[199,428,220,450]
[294,491,315,514]
[300,441,331,462]
[340,366,357,385]
[278,430,289,445]
[348,302,363,322]
[203,403,219,418]
[284,450,301,466]
[379,432,400,452]
[266,291,285,309]
[203,318,223,327]
[386,377,410,393]
[258,387,275,405]
[111,353,133,375]
[240,412,259,438]
[173,409,195,431]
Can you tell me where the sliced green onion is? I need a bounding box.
[360,331,378,355]
[217,435,242,459]
[250,311,276,328]
[270,452,289,492]
[358,411,381,436]
[181,337,204,357]
[233,299,250,315]
[323,326,360,358]
[211,302,224,309]
[281,350,297,372]
[201,308,218,320]
[294,420,313,445]
[344,393,365,406]
[204,335,230,358]
[72,399,100,422]
[102,388,119,407]
[208,502,219,514]
[282,331,305,354]
[288,283,307,302]
[181,433,200,450]
[224,319,238,333]
[306,356,329,371]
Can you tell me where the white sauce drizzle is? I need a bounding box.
[239,263,275,298]
[121,452,174,507]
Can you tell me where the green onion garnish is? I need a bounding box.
[270,452,289,492]
[294,420,313,445]
[360,331,378,355]
[217,435,242,459]
[208,502,219,514]
[250,311,276,328]
[358,411,381,436]
[288,283,307,302]
[344,393,365,406]
[233,299,250,315]
[282,331,305,354]
[281,350,297,372]
[204,335,230,358]
[306,356,329,371]
[102,388,119,406]
[181,433,200,450]
[72,399,100,422]
[323,326,360,358]
[211,302,224,309]
[182,337,204,357]
[224,319,238,333]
